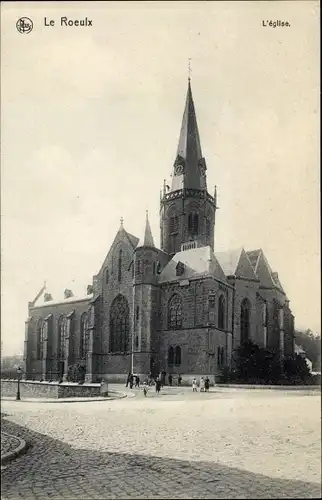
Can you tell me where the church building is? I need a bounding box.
[24,80,295,383]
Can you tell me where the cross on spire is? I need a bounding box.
[188,58,192,81]
[120,216,124,227]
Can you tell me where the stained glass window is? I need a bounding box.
[109,294,130,352]
[168,294,183,329]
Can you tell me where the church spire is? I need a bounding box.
[138,210,155,248]
[171,79,207,192]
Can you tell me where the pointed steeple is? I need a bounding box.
[138,211,155,248]
[171,80,207,192]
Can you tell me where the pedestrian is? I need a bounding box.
[126,372,131,388]
[135,375,140,388]
[156,378,161,394]
[205,376,210,392]
[200,377,205,392]
[129,373,134,389]
[192,377,197,392]
[168,374,173,387]
[143,381,148,397]
[178,374,182,386]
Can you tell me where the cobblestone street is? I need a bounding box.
[1,387,321,499]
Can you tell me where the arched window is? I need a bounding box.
[156,261,161,274]
[218,295,226,330]
[175,346,182,366]
[168,346,174,366]
[241,298,251,344]
[105,267,109,284]
[188,212,199,234]
[36,319,45,360]
[153,261,156,275]
[109,294,130,352]
[80,313,88,360]
[136,306,139,322]
[118,249,122,283]
[206,218,211,237]
[57,316,67,359]
[168,294,183,329]
[170,214,179,234]
[135,335,139,349]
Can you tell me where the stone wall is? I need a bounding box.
[1,380,101,399]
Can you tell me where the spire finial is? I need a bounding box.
[120,216,124,227]
[188,58,192,81]
[146,209,149,220]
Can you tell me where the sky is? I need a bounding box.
[1,1,320,356]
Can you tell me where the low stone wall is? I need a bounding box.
[216,383,321,391]
[1,380,101,399]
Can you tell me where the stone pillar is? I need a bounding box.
[85,330,93,382]
[63,313,74,381]
[42,320,48,380]
[279,308,285,371]
[85,304,95,382]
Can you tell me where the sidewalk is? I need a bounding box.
[1,431,27,465]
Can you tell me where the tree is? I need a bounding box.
[294,329,321,371]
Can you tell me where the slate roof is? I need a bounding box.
[137,211,155,248]
[158,246,227,283]
[170,80,207,192]
[215,248,243,276]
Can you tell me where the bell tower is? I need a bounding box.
[160,79,218,255]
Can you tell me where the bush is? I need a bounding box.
[283,354,312,384]
[67,362,86,383]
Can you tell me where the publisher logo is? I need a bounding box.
[16,17,33,34]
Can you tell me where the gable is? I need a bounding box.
[215,248,243,276]
[235,249,259,280]
[97,227,138,277]
[255,251,277,288]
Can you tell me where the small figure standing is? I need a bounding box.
[205,376,210,392]
[192,377,197,392]
[168,374,173,387]
[200,377,205,392]
[129,373,134,389]
[135,375,140,388]
[178,374,182,386]
[156,378,161,394]
[126,372,131,388]
[143,381,148,397]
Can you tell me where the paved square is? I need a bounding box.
[1,387,321,498]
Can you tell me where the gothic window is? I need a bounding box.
[118,249,122,283]
[218,295,226,330]
[168,346,174,366]
[170,215,179,234]
[240,298,251,344]
[105,267,109,284]
[217,346,225,367]
[206,218,211,237]
[135,335,139,349]
[175,346,182,366]
[109,294,130,353]
[188,212,199,234]
[153,261,156,275]
[36,319,45,360]
[168,294,183,330]
[136,306,139,322]
[57,316,67,359]
[156,261,161,274]
[80,313,89,360]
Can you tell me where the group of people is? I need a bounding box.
[125,371,183,397]
[192,376,210,392]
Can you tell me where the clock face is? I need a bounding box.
[175,164,184,175]
[199,164,206,177]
